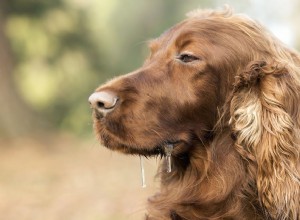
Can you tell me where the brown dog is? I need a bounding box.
[89,8,300,220]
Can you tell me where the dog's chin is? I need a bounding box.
[99,132,184,157]
[99,135,160,157]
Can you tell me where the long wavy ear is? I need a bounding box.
[230,60,300,219]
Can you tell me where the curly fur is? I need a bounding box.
[91,7,300,220]
[231,61,300,219]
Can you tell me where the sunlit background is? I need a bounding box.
[0,0,299,219]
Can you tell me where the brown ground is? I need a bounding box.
[0,135,158,220]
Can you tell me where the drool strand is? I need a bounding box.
[164,144,174,173]
[139,156,146,188]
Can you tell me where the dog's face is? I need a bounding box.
[90,16,253,156]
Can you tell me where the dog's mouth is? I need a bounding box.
[100,130,183,157]
[93,113,189,157]
[128,140,182,158]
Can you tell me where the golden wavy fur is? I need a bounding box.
[90,7,300,220]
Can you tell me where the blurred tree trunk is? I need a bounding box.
[0,1,43,138]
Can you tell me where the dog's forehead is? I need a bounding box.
[148,20,196,52]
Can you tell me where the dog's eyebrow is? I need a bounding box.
[176,38,193,50]
[148,24,185,53]
[148,40,159,52]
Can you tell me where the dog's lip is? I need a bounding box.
[101,136,183,157]
[131,140,182,157]
[95,118,183,156]
[165,140,181,145]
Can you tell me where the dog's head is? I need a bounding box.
[90,9,259,156]
[90,8,300,219]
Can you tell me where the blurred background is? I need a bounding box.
[0,0,299,219]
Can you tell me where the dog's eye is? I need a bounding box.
[177,53,199,63]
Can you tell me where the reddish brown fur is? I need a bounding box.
[91,8,300,220]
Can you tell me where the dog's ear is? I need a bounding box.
[230,60,300,219]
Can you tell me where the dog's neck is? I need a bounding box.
[146,131,263,220]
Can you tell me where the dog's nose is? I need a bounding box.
[88,91,119,114]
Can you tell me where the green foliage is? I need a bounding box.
[6,0,63,17]
[6,0,108,136]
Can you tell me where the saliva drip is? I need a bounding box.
[139,144,174,188]
[164,144,174,173]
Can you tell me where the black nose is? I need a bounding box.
[88,91,118,115]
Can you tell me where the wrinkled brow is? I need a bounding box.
[175,37,193,50]
[147,22,188,54]
[148,39,160,54]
